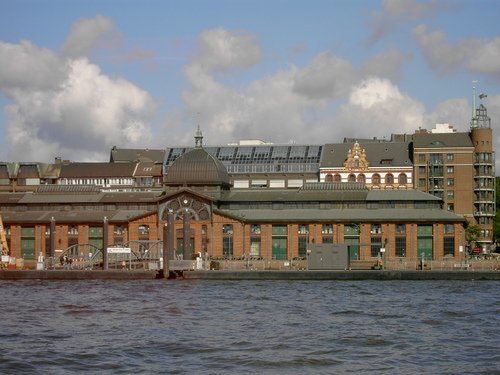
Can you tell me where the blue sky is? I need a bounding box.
[1,0,499,164]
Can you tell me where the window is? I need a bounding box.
[68,225,78,235]
[325,174,333,182]
[298,224,309,234]
[444,224,454,234]
[447,178,454,186]
[419,179,426,187]
[419,154,426,162]
[371,224,382,234]
[357,174,366,183]
[348,174,356,182]
[250,224,261,235]
[297,237,309,259]
[395,237,406,257]
[396,224,406,234]
[371,237,382,257]
[223,224,234,235]
[430,153,443,164]
[386,174,394,184]
[334,174,341,182]
[202,225,207,235]
[322,224,333,234]
[398,174,407,184]
[447,191,454,199]
[223,237,233,258]
[250,237,261,258]
[419,166,426,174]
[322,236,333,243]
[373,174,381,184]
[447,154,454,161]
[448,203,454,211]
[139,225,149,235]
[114,225,125,235]
[444,237,455,257]
[447,166,454,174]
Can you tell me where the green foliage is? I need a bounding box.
[464,220,481,246]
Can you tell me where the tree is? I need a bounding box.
[464,220,481,247]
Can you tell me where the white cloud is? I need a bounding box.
[336,77,427,138]
[194,26,263,73]
[413,24,500,78]
[292,51,357,100]
[361,45,413,81]
[367,0,461,44]
[0,34,159,162]
[61,15,122,59]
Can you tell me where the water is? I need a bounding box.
[0,279,498,375]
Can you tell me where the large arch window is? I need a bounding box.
[399,174,407,184]
[373,174,381,184]
[357,174,366,183]
[386,174,394,184]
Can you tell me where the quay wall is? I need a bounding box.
[2,269,499,280]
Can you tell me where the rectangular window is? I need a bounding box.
[448,203,454,211]
[419,154,426,162]
[430,153,443,164]
[371,237,382,257]
[419,179,426,187]
[68,225,79,235]
[139,225,150,235]
[447,166,454,174]
[447,178,454,186]
[223,237,233,258]
[444,237,455,257]
[322,236,333,244]
[419,166,426,174]
[250,237,261,258]
[113,225,125,235]
[395,224,406,234]
[371,224,382,234]
[250,224,261,235]
[298,224,309,234]
[298,237,308,258]
[322,224,333,234]
[447,191,454,199]
[395,237,406,257]
[444,224,454,234]
[202,225,207,235]
[447,154,454,161]
[222,224,234,235]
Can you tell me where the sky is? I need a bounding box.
[0,0,499,165]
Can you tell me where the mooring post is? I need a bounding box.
[183,210,191,261]
[163,211,175,278]
[103,217,109,270]
[50,217,56,260]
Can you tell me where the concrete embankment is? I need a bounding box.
[183,270,500,281]
[1,269,499,281]
[0,270,158,280]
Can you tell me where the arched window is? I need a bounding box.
[325,174,333,182]
[334,174,341,182]
[386,174,394,184]
[373,174,381,184]
[399,174,407,184]
[357,174,366,183]
[348,174,356,182]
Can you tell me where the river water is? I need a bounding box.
[0,279,498,374]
